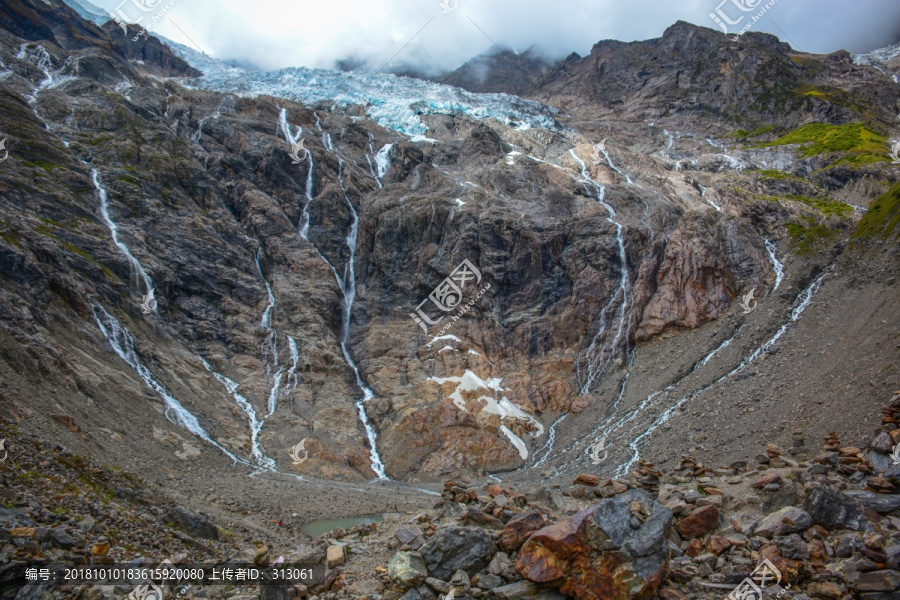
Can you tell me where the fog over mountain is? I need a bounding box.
[85,0,900,74]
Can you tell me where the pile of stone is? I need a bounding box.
[633,460,664,494]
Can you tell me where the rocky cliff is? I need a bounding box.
[0,0,897,506]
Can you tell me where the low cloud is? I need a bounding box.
[93,0,900,74]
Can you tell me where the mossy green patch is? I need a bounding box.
[785,222,837,254]
[755,169,801,181]
[853,183,900,240]
[759,122,886,158]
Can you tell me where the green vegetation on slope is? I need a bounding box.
[853,183,900,240]
[759,122,887,158]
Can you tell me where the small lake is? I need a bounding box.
[299,513,385,537]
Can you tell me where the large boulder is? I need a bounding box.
[673,505,719,539]
[516,488,672,600]
[754,506,812,538]
[501,510,548,551]
[389,551,428,589]
[804,487,872,532]
[420,527,496,580]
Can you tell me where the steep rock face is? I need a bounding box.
[0,0,896,485]
[441,21,898,130]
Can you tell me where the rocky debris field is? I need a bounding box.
[4,390,900,599]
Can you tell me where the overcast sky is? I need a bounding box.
[95,0,900,74]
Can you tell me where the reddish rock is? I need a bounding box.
[658,587,687,600]
[704,536,730,556]
[752,473,782,488]
[461,506,502,530]
[684,538,703,558]
[516,489,672,600]
[759,543,800,582]
[500,510,548,551]
[674,505,719,539]
[574,473,599,487]
[488,484,504,497]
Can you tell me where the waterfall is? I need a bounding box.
[569,149,633,395]
[374,143,393,179]
[530,414,568,469]
[765,239,784,292]
[285,336,301,395]
[335,157,387,479]
[282,123,388,478]
[92,304,245,465]
[277,107,303,146]
[548,268,829,477]
[277,108,314,239]
[198,356,275,470]
[92,169,153,295]
[365,154,383,188]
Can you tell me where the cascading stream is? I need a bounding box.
[92,304,246,465]
[92,169,153,295]
[569,149,633,396]
[545,255,829,478]
[563,269,829,478]
[334,156,388,479]
[279,112,388,478]
[530,414,568,469]
[765,239,785,292]
[199,356,276,471]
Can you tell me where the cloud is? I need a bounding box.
[92,0,900,74]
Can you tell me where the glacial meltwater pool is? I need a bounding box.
[299,513,385,537]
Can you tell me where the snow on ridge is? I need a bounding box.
[854,42,900,68]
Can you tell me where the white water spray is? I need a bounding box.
[764,239,784,292]
[198,356,275,470]
[92,304,245,464]
[569,149,633,395]
[92,169,153,294]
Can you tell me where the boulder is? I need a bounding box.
[165,506,219,540]
[516,488,672,600]
[856,570,900,592]
[755,506,812,537]
[501,510,548,551]
[326,544,346,569]
[846,491,900,514]
[574,474,599,487]
[421,527,495,580]
[395,524,425,545]
[389,551,428,589]
[760,482,803,513]
[804,487,872,531]
[673,505,719,538]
